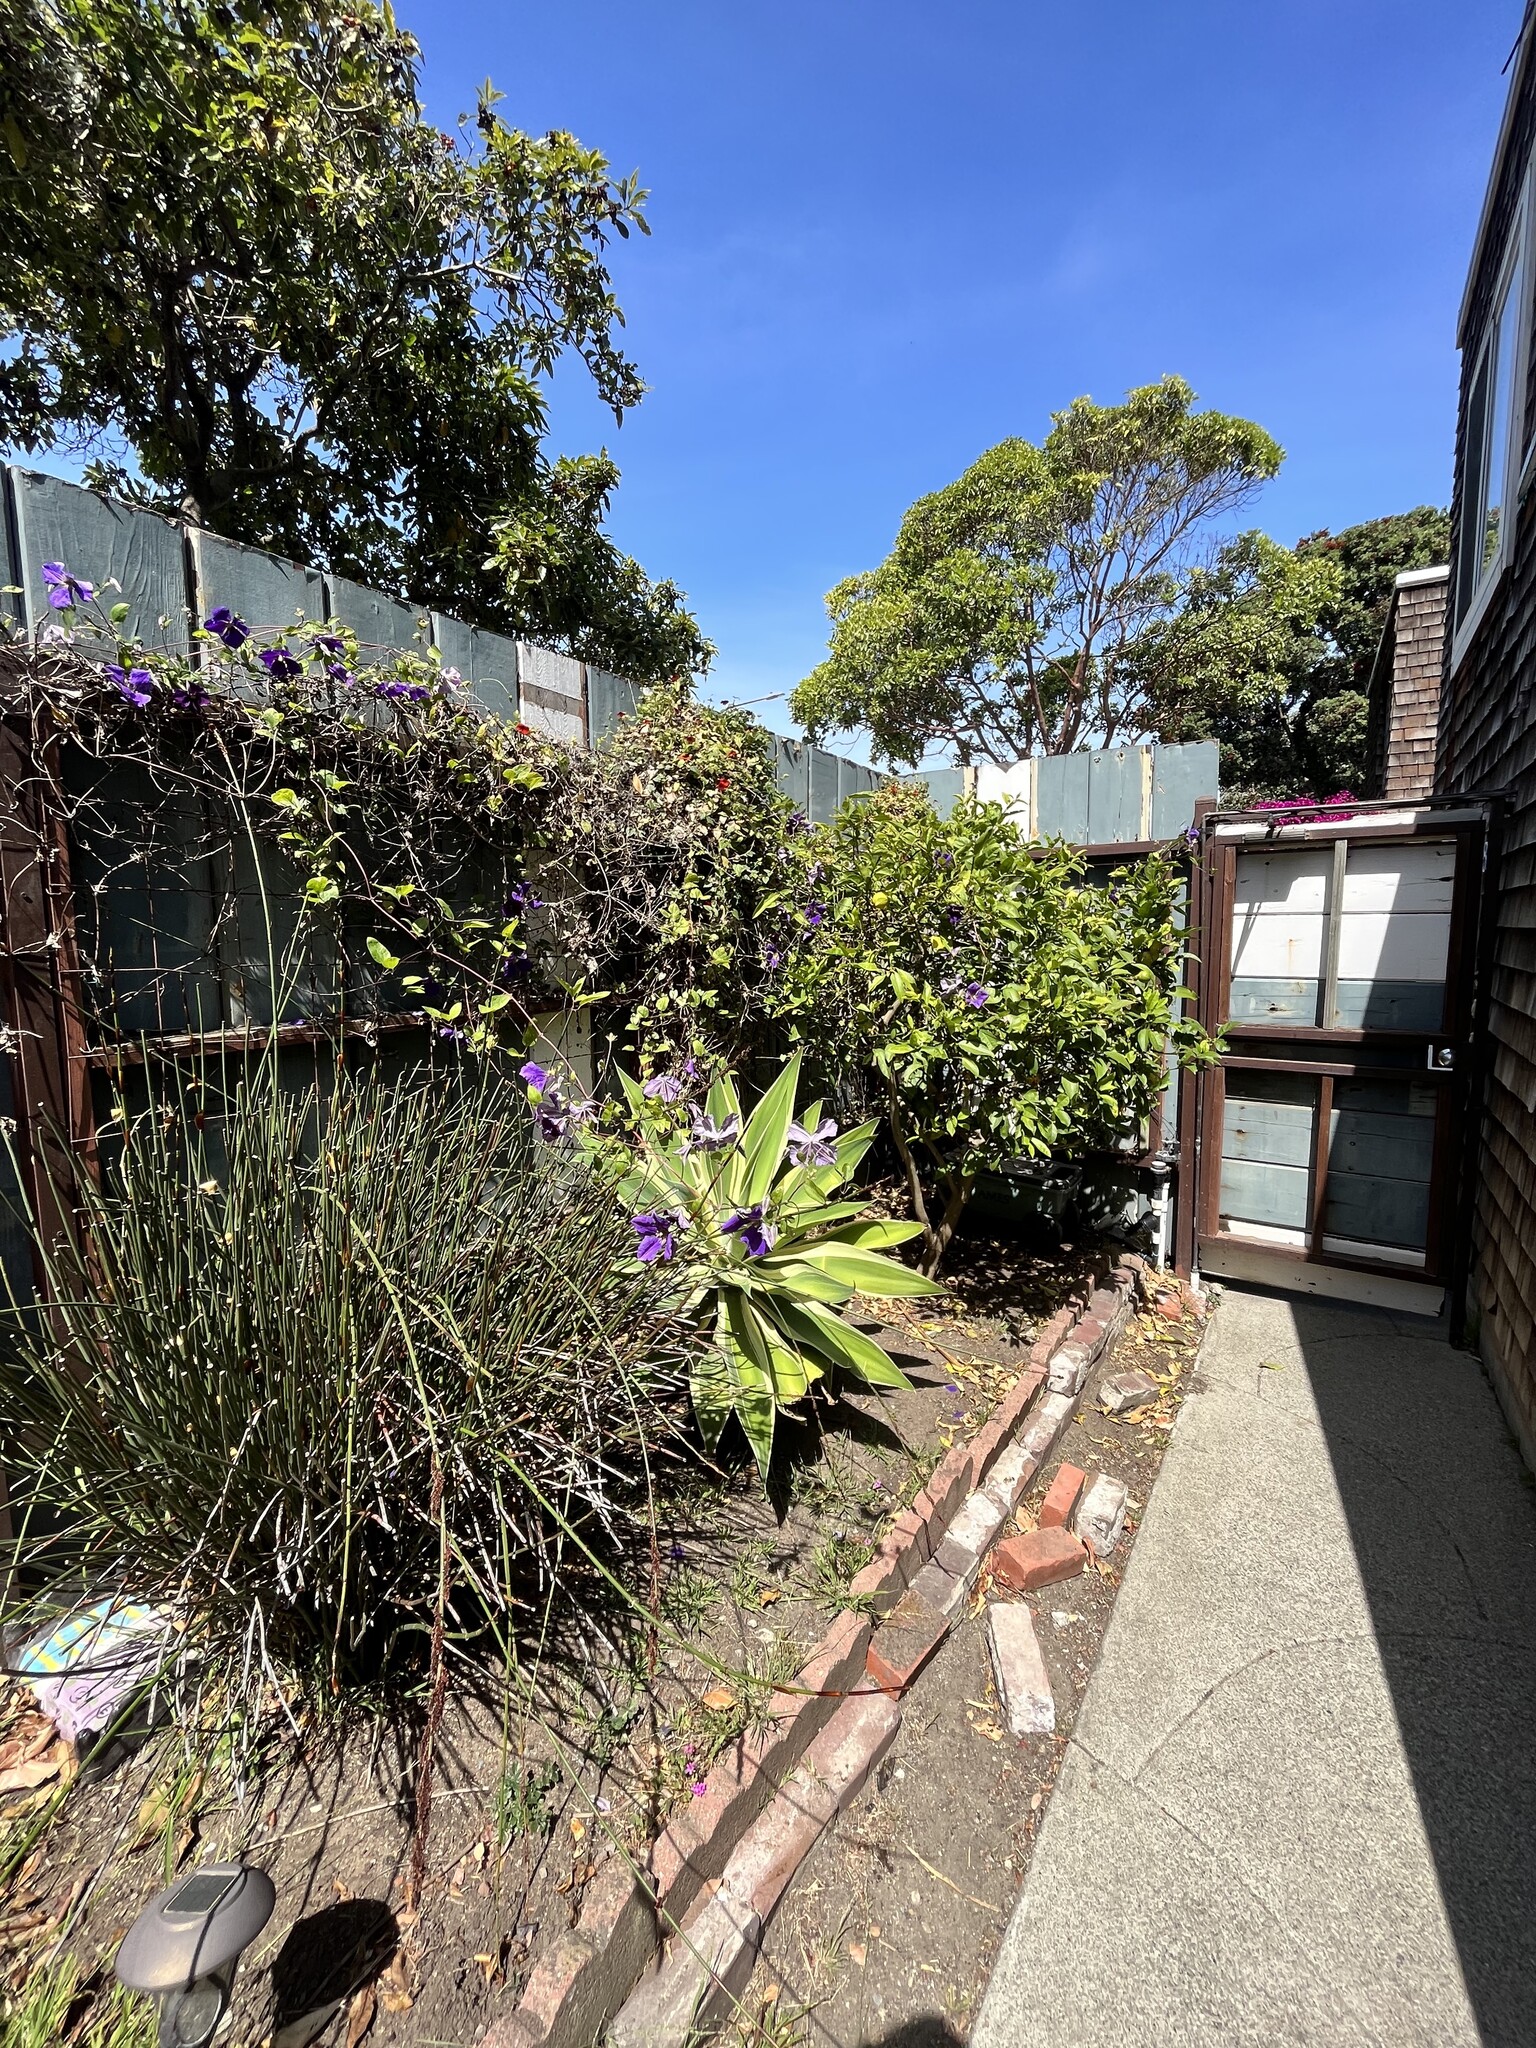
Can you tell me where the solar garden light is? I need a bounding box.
[115,1861,276,2046]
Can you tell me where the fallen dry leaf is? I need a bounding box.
[847,1941,867,1967]
[568,1815,586,1841]
[378,1951,413,2015]
[700,1686,736,1712]
[757,1589,782,1608]
[0,1717,57,1775]
[344,1982,375,2048]
[0,1751,62,1796]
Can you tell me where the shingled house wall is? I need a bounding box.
[1365,566,1449,801]
[1437,17,1536,1471]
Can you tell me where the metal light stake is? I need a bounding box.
[115,1860,276,2047]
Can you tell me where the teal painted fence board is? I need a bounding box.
[1222,1098,1316,1169]
[776,739,810,812]
[902,767,965,817]
[1087,747,1143,844]
[1322,1174,1430,1249]
[323,574,424,652]
[807,747,842,824]
[1229,976,1322,1023]
[193,531,324,638]
[468,629,521,722]
[11,468,190,651]
[1219,1156,1312,1228]
[589,668,641,743]
[1333,980,1446,1031]
[1035,752,1090,841]
[1151,741,1218,839]
[430,611,476,679]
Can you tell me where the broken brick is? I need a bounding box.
[985,1600,1055,1737]
[1098,1369,1159,1415]
[1038,1462,1087,1529]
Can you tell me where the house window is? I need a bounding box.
[1455,213,1526,636]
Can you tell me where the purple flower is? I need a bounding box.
[508,883,544,911]
[202,606,249,650]
[170,680,208,712]
[103,663,153,707]
[259,646,302,682]
[804,903,827,928]
[787,1116,838,1168]
[964,983,991,1007]
[376,678,430,704]
[644,1073,685,1103]
[633,1209,688,1263]
[946,906,963,925]
[764,947,783,971]
[786,809,807,836]
[437,1024,466,1042]
[722,1201,776,1258]
[314,634,345,656]
[683,1057,698,1078]
[668,1542,687,1562]
[520,1060,550,1093]
[42,563,92,610]
[325,662,354,687]
[680,1109,742,1158]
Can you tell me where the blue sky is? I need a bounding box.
[408,0,1520,744]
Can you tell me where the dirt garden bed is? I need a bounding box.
[727,1278,1209,2048]
[0,1228,1120,2048]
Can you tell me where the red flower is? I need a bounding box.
[516,722,532,735]
[717,776,731,790]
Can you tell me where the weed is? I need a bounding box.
[494,1759,562,1848]
[728,1540,776,1611]
[803,1532,874,1611]
[1,1958,155,2048]
[660,1565,722,1635]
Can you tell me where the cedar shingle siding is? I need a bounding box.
[1367,569,1449,801]
[1438,23,1536,1469]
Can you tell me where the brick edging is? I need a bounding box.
[476,1255,1146,2048]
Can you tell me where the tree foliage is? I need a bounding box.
[761,785,1210,1272]
[0,0,709,681]
[1148,507,1450,798]
[791,378,1280,766]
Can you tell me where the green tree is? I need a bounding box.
[0,0,710,680]
[790,377,1281,766]
[761,785,1208,1272]
[1148,508,1450,798]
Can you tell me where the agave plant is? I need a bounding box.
[615,1051,944,1474]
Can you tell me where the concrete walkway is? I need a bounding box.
[972,1283,1536,2048]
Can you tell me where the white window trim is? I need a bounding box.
[1451,164,1533,676]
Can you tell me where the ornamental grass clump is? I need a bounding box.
[0,1059,691,1712]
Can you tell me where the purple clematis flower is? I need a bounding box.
[203,606,249,650]
[804,903,827,928]
[964,983,991,1008]
[787,1116,838,1168]
[325,662,354,687]
[722,1201,776,1258]
[259,646,302,682]
[170,680,208,712]
[520,1060,549,1093]
[42,563,92,610]
[633,1209,688,1263]
[103,663,153,707]
[764,947,783,971]
[786,808,807,836]
[376,677,430,704]
[680,1109,742,1158]
[314,633,345,657]
[643,1073,685,1103]
[508,882,544,911]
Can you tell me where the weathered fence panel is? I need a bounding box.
[11,467,190,652]
[192,531,324,637]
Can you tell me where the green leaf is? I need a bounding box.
[366,936,400,971]
[753,1258,854,1305]
[270,787,301,808]
[740,1050,801,1206]
[721,1292,776,1477]
[768,1298,913,1390]
[786,1242,946,1298]
[808,1217,924,1251]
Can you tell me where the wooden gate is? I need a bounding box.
[1186,798,1491,1314]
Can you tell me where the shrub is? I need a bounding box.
[611,1052,941,1475]
[762,785,1211,1271]
[0,1057,690,1711]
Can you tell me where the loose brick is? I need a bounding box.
[991,1525,1086,1592]
[1076,1474,1130,1557]
[985,1600,1055,1737]
[866,1587,949,1695]
[1017,1389,1075,1467]
[1038,1461,1086,1529]
[1098,1368,1158,1415]
[1047,1341,1091,1394]
[932,1486,1008,1589]
[981,1440,1034,1514]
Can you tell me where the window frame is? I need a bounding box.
[1451,168,1533,674]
